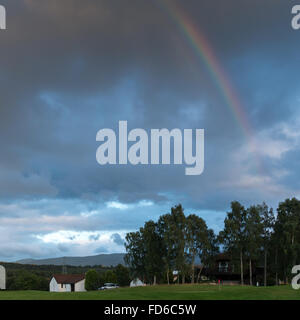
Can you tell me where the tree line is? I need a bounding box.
[124,198,300,286]
[85,264,130,290]
[1,262,130,290]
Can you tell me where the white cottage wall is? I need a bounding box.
[75,279,86,292]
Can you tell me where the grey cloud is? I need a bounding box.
[89,234,100,241]
[57,244,69,253]
[94,246,108,254]
[111,233,125,246]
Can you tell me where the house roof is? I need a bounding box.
[53,274,85,284]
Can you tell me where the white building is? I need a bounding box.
[0,265,5,290]
[130,278,145,287]
[49,274,86,292]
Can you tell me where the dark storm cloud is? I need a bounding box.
[0,0,297,204]
[0,0,299,259]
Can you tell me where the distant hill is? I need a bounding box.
[16,253,126,267]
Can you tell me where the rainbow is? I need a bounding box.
[159,0,263,173]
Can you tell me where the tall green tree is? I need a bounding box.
[219,201,246,285]
[157,205,187,284]
[200,228,219,280]
[185,215,218,283]
[258,203,274,286]
[124,231,146,281]
[274,198,300,283]
[185,214,205,283]
[245,205,263,285]
[170,204,186,283]
[140,220,164,285]
[157,213,175,285]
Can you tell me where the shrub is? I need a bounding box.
[85,269,100,291]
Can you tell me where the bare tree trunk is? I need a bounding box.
[275,248,278,286]
[167,268,169,285]
[153,275,157,285]
[191,257,195,284]
[182,273,185,284]
[196,265,203,283]
[249,259,252,286]
[240,250,244,285]
[264,248,267,287]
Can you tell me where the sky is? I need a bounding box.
[0,0,300,261]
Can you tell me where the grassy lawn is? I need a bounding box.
[0,284,299,300]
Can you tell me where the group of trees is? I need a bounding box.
[220,198,300,285]
[85,264,130,290]
[219,201,274,286]
[124,198,300,286]
[4,198,300,290]
[7,270,49,291]
[2,262,130,291]
[125,204,218,285]
[3,264,80,291]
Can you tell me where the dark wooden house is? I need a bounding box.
[196,253,264,284]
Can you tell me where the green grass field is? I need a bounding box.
[0,285,299,300]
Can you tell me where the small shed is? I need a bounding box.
[130,278,145,287]
[49,274,86,292]
[0,265,5,290]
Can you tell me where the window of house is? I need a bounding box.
[219,261,229,272]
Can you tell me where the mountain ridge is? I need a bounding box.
[16,253,126,267]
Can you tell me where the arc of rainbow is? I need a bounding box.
[159,0,263,174]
